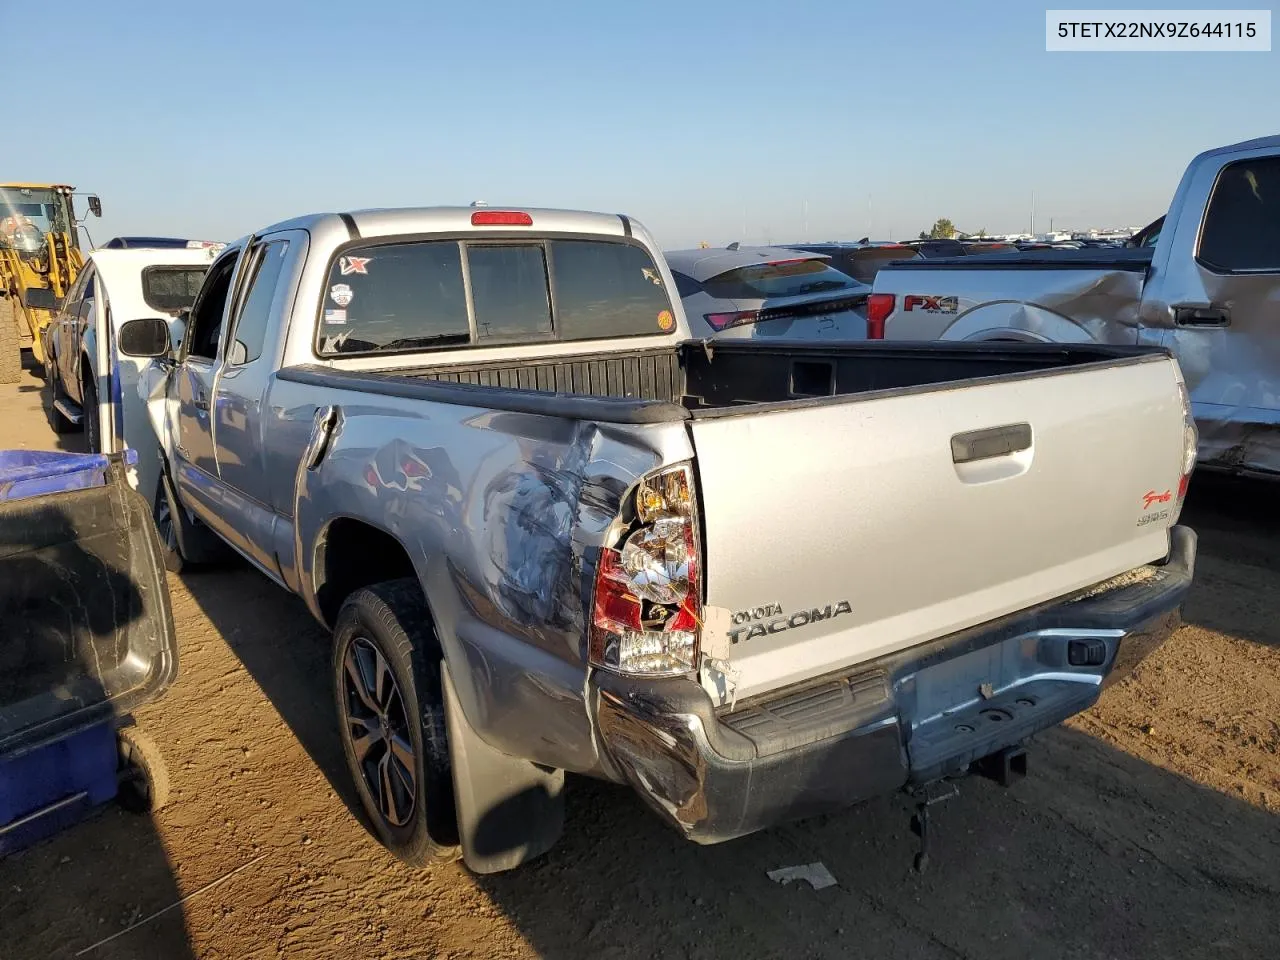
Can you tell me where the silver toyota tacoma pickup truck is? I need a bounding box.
[869,135,1280,478]
[120,205,1198,873]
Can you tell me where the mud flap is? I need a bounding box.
[441,664,564,874]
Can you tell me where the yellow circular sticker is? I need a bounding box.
[657,310,674,332]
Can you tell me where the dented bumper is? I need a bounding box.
[594,526,1195,844]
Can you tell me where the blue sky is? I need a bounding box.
[8,1,1276,246]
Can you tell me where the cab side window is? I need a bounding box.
[226,240,290,365]
[1199,157,1280,273]
[186,253,239,360]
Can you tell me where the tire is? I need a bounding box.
[82,377,99,453]
[46,358,77,434]
[332,578,459,866]
[117,727,171,813]
[0,297,20,385]
[153,466,187,574]
[152,455,230,573]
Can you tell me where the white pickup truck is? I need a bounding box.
[43,244,220,503]
[120,205,1197,873]
[869,135,1280,478]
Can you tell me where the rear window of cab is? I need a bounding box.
[316,238,676,356]
[141,266,209,314]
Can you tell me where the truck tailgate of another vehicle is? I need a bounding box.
[689,354,1186,704]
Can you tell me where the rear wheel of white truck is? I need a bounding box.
[81,378,100,453]
[332,578,459,866]
[153,454,231,573]
[153,469,187,574]
[45,361,77,434]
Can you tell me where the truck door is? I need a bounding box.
[172,250,239,502]
[209,234,300,573]
[59,269,94,404]
[1153,151,1280,473]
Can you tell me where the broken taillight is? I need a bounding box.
[590,464,701,676]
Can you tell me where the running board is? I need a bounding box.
[54,399,84,425]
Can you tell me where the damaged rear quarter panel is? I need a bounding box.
[927,269,1147,345]
[281,378,695,774]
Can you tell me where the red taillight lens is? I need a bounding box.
[590,465,701,677]
[704,310,759,332]
[866,293,894,339]
[470,210,533,226]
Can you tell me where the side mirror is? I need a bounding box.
[87,195,102,218]
[119,317,172,358]
[23,288,61,311]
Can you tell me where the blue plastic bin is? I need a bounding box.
[0,724,119,855]
[0,448,173,857]
[0,449,136,503]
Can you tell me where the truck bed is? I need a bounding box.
[278,339,1186,704]
[278,341,1168,422]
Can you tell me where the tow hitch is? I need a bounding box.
[975,745,1028,787]
[908,746,1030,873]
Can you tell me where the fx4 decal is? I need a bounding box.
[903,294,958,314]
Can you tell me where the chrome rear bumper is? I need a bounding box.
[594,526,1196,844]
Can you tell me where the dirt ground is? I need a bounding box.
[1,357,1277,960]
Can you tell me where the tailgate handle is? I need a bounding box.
[951,423,1032,464]
[1172,304,1230,327]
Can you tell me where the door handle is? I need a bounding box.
[1172,304,1230,327]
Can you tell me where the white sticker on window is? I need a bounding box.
[330,284,353,307]
[323,308,347,325]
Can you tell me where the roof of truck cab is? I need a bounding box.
[257,206,635,240]
[1205,134,1280,157]
[0,182,73,190]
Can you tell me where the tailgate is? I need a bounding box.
[691,356,1186,703]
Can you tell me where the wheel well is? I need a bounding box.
[314,518,418,626]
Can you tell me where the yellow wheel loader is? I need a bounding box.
[0,184,100,383]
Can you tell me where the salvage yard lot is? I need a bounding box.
[1,361,1277,960]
